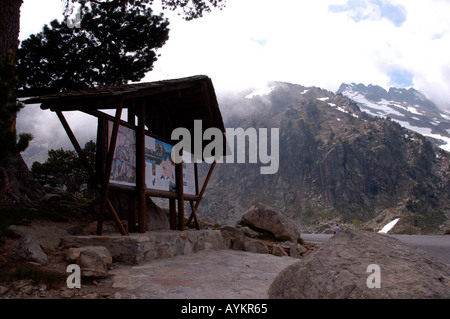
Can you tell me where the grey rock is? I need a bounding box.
[77,250,108,278]
[8,225,48,265]
[67,246,112,269]
[220,226,245,250]
[239,226,261,238]
[240,204,301,242]
[243,240,269,254]
[272,245,288,257]
[269,229,450,299]
[146,199,170,231]
[289,243,306,258]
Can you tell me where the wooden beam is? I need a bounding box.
[97,99,126,235]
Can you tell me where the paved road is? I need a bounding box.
[301,233,450,264]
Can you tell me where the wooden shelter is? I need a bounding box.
[25,75,226,235]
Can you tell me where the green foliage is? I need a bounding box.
[0,51,22,117]
[0,51,32,158]
[15,133,34,153]
[31,140,96,194]
[0,265,66,288]
[65,0,226,21]
[17,1,170,95]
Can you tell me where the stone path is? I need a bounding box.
[109,250,299,299]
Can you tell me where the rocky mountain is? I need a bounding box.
[197,82,450,234]
[337,83,450,152]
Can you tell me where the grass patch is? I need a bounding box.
[0,265,65,288]
[0,193,94,244]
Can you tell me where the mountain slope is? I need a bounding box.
[197,82,450,234]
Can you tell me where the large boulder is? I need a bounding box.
[269,229,450,299]
[240,204,300,242]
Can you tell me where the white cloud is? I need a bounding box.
[19,0,64,40]
[18,0,450,111]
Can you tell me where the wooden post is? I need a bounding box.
[127,102,137,233]
[128,194,136,233]
[176,161,184,231]
[169,198,176,230]
[97,100,127,235]
[137,101,147,233]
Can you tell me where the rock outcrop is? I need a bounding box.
[239,204,301,242]
[269,229,450,299]
[8,225,48,265]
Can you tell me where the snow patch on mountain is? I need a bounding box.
[394,119,450,152]
[338,83,450,153]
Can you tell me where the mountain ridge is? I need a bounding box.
[198,81,450,235]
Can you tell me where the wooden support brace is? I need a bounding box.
[187,160,217,226]
[189,200,200,230]
[56,111,95,178]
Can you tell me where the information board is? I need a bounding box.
[109,122,137,186]
[108,122,197,195]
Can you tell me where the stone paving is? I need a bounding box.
[109,249,299,299]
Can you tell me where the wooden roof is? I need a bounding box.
[24,75,227,151]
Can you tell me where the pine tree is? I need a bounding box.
[16,1,170,95]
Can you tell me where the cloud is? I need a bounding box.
[328,0,407,27]
[19,0,450,112]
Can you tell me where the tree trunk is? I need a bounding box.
[0,0,45,205]
[0,0,22,61]
[0,152,44,204]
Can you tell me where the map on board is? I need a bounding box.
[108,122,196,194]
[109,122,136,186]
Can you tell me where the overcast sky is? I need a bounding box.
[19,0,450,111]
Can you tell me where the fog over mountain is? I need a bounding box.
[16,81,450,234]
